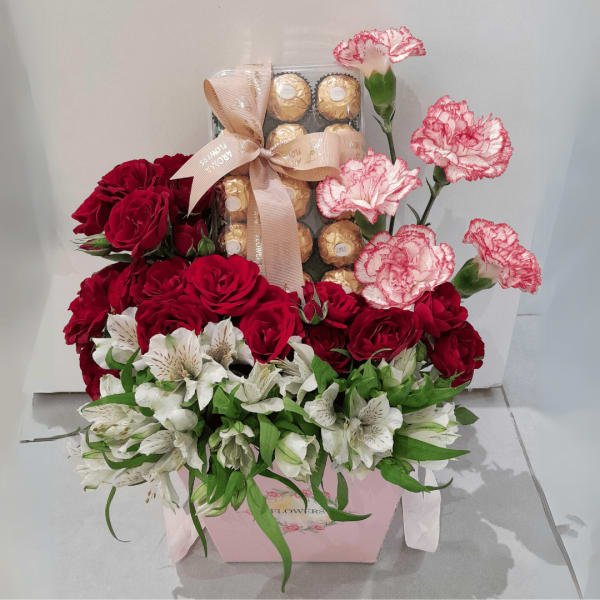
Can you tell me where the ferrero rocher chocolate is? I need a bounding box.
[280,175,311,219]
[218,176,252,222]
[318,220,364,267]
[266,123,307,151]
[267,73,311,122]
[324,123,357,135]
[321,268,363,294]
[317,75,360,121]
[218,129,249,175]
[297,223,314,263]
[218,223,247,257]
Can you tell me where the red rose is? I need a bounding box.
[137,257,188,300]
[347,307,422,362]
[414,282,468,338]
[104,187,170,257]
[185,254,268,317]
[302,281,363,328]
[304,324,350,373]
[64,263,126,346]
[136,293,215,352]
[426,321,484,386]
[77,342,118,400]
[72,159,163,235]
[173,218,208,257]
[262,284,300,306]
[239,300,303,363]
[106,260,148,313]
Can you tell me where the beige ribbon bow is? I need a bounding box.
[171,63,366,293]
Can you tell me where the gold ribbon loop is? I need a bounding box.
[172,62,366,293]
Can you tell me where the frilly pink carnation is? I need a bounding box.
[410,95,513,183]
[316,149,421,224]
[355,225,455,309]
[334,27,426,76]
[463,218,541,293]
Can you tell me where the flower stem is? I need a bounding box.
[20,426,82,444]
[417,166,449,226]
[382,119,398,234]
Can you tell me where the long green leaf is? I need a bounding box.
[310,355,337,393]
[218,471,244,509]
[188,470,208,557]
[120,349,139,393]
[260,470,308,510]
[105,486,128,542]
[102,452,161,470]
[258,414,280,467]
[336,472,349,511]
[246,478,292,592]
[393,434,469,461]
[105,346,126,371]
[454,406,479,425]
[231,481,246,510]
[209,457,230,504]
[377,458,452,493]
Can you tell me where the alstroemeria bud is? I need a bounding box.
[364,69,396,123]
[452,258,497,298]
[216,422,255,476]
[274,432,319,482]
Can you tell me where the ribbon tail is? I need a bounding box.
[401,468,441,552]
[249,159,304,294]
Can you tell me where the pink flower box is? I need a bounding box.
[198,464,403,563]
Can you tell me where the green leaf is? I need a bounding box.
[407,203,421,224]
[336,472,349,511]
[81,391,153,417]
[85,427,110,453]
[212,387,242,419]
[377,458,453,492]
[105,486,128,542]
[231,480,247,510]
[258,414,280,467]
[393,434,469,462]
[105,346,126,371]
[310,452,370,522]
[401,375,468,411]
[310,355,337,393]
[120,349,139,393]
[282,396,314,424]
[102,452,162,470]
[246,478,292,592]
[455,406,479,425]
[135,368,153,386]
[218,470,245,510]
[104,253,134,263]
[260,470,308,510]
[209,456,230,504]
[354,211,386,241]
[188,470,208,557]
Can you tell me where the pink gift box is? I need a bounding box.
[196,464,403,563]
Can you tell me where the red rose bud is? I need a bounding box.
[414,282,468,338]
[426,321,484,387]
[452,258,496,299]
[78,233,112,257]
[347,307,422,362]
[301,281,363,328]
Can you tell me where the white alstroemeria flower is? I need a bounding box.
[142,448,188,510]
[93,307,140,369]
[216,423,255,476]
[137,429,203,470]
[69,434,114,490]
[233,363,284,414]
[276,339,317,402]
[199,319,254,368]
[274,433,319,482]
[99,374,125,397]
[379,347,417,385]
[304,382,339,427]
[173,431,204,470]
[135,383,197,432]
[324,390,404,471]
[403,402,459,470]
[144,328,227,408]
[80,399,152,442]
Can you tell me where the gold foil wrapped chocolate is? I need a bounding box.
[317,75,360,121]
[280,175,311,219]
[321,268,363,294]
[218,176,252,222]
[324,123,357,135]
[267,73,311,122]
[318,220,364,267]
[297,223,314,263]
[218,223,247,257]
[266,123,307,151]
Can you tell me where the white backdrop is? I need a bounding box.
[4,0,571,392]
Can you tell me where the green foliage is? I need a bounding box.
[377,458,453,493]
[401,375,468,412]
[104,486,128,542]
[454,406,479,425]
[188,470,208,557]
[212,386,243,419]
[393,434,469,462]
[310,355,337,393]
[336,472,349,511]
[258,414,280,467]
[354,211,386,241]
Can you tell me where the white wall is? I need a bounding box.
[4,0,574,391]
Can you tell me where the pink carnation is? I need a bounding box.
[355,225,455,309]
[316,149,421,224]
[410,95,513,183]
[333,27,426,76]
[463,219,541,293]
